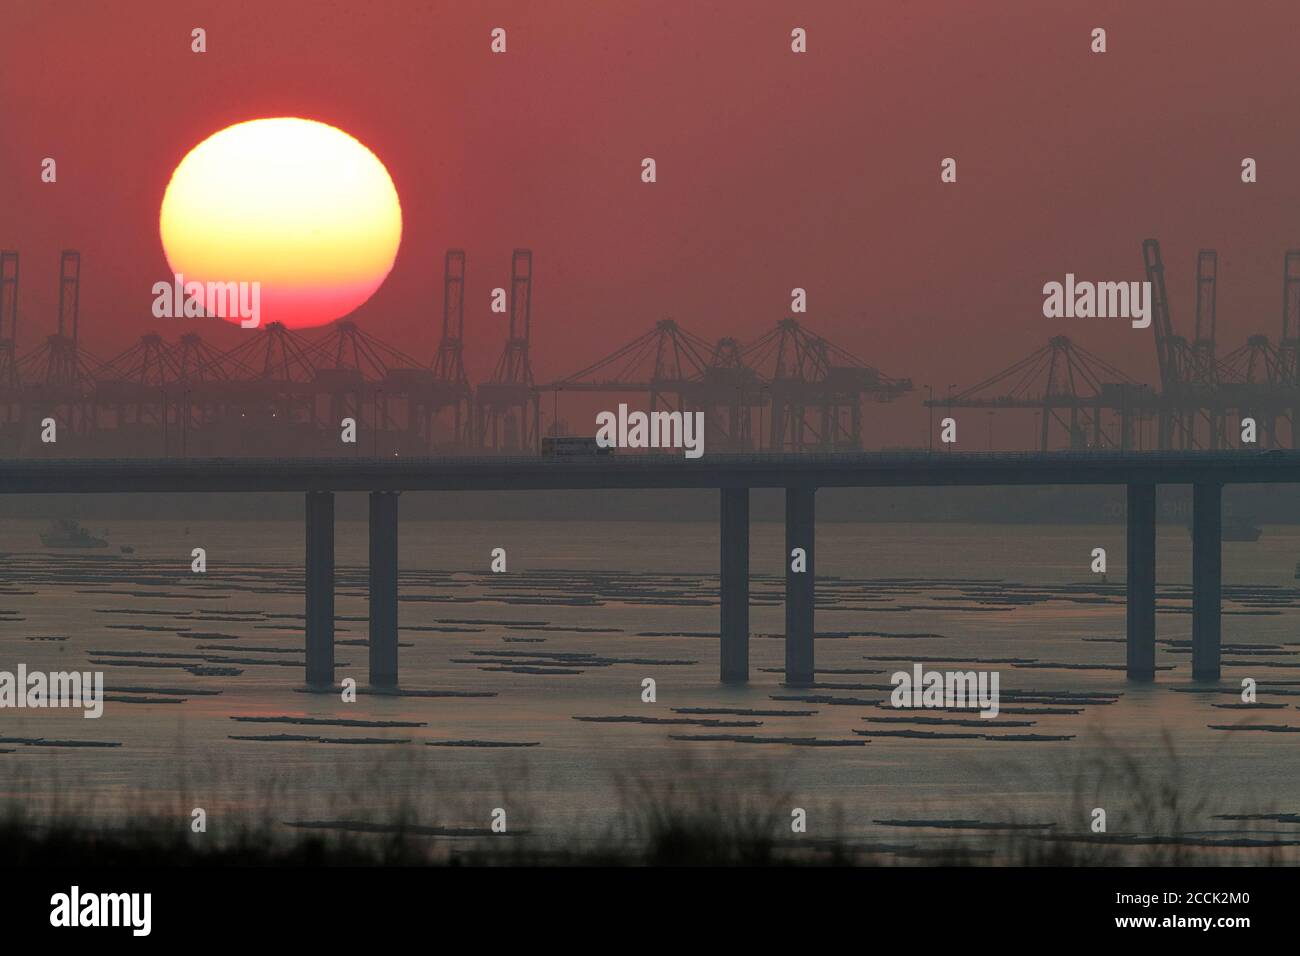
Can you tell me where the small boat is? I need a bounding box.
[40,518,108,549]
[119,545,135,554]
[1223,516,1263,542]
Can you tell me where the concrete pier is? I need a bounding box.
[784,487,816,687]
[1191,482,1222,681]
[305,490,335,686]
[368,491,399,687]
[719,487,750,684]
[1126,483,1156,682]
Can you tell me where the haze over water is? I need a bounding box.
[3,513,1298,856]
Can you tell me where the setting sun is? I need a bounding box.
[159,117,402,330]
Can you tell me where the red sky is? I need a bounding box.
[3,0,1300,446]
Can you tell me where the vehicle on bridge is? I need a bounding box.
[541,436,613,457]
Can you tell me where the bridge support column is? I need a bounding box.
[785,487,815,687]
[1192,482,1222,681]
[1126,483,1157,682]
[305,491,335,687]
[720,487,749,684]
[369,491,399,688]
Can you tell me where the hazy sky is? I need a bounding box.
[4,0,1299,445]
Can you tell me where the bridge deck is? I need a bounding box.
[0,450,1297,494]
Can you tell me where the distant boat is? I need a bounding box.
[40,518,108,549]
[119,545,135,554]
[1188,515,1261,543]
[1224,515,1262,542]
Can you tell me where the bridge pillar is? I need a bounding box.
[720,487,749,684]
[369,491,399,687]
[785,487,815,687]
[305,491,335,687]
[1192,482,1222,681]
[1125,483,1157,681]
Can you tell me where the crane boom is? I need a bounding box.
[0,251,18,387]
[1143,238,1181,391]
[442,249,464,342]
[57,249,80,343]
[1192,248,1218,384]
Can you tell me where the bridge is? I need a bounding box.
[4,450,1297,689]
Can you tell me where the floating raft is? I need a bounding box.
[284,820,514,838]
[1213,812,1300,824]
[1013,662,1176,672]
[1212,702,1287,710]
[105,684,222,696]
[668,734,865,747]
[294,687,497,698]
[0,737,122,748]
[1207,724,1300,733]
[852,728,981,739]
[878,704,1082,716]
[872,819,1055,831]
[866,655,1038,665]
[1174,686,1300,696]
[1050,833,1300,848]
[231,716,427,728]
[465,650,696,666]
[771,694,881,706]
[673,707,817,717]
[571,715,761,727]
[864,715,1036,728]
[759,667,884,675]
[424,740,540,748]
[229,734,411,744]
